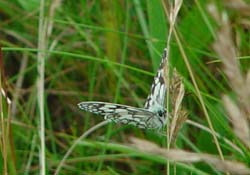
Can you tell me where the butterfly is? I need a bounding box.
[78,48,168,129]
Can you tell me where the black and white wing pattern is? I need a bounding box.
[78,48,168,129]
[144,48,168,115]
[78,102,164,129]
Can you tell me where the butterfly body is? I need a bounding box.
[78,48,168,129]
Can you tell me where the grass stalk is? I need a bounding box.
[37,0,46,174]
[172,18,225,161]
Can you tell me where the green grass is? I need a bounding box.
[1,0,250,174]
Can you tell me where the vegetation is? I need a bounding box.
[1,0,250,174]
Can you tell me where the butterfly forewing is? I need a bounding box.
[78,101,151,115]
[78,102,163,129]
[144,48,168,112]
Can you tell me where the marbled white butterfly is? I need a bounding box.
[78,48,168,129]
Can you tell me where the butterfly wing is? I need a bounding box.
[78,101,163,128]
[144,48,168,113]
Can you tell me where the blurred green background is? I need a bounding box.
[1,0,250,174]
